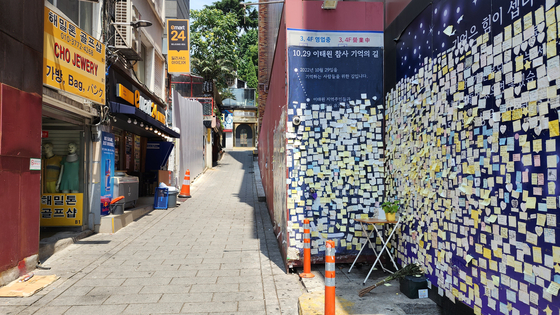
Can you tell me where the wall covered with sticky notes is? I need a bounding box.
[284,29,385,261]
[386,0,560,314]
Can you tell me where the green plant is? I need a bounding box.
[381,200,399,214]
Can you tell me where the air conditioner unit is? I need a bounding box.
[114,0,142,60]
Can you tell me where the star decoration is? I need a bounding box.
[554,263,560,274]
[544,305,552,315]
[507,303,513,312]
[525,60,532,70]
[473,0,477,4]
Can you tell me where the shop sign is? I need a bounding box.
[116,83,166,124]
[30,158,41,171]
[43,6,106,104]
[233,116,257,123]
[40,193,83,226]
[234,110,256,117]
[222,110,233,132]
[100,132,115,216]
[167,19,190,73]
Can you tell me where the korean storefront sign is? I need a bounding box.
[40,193,83,226]
[100,132,115,216]
[167,19,190,73]
[116,83,167,124]
[43,6,106,104]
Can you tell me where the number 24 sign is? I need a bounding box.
[167,19,190,73]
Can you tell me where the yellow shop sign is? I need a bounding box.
[43,6,105,104]
[40,193,83,227]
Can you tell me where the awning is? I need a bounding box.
[109,101,180,138]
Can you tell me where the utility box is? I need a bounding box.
[113,172,139,209]
[399,275,428,299]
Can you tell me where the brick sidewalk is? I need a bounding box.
[0,150,303,315]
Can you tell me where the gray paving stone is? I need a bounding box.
[180,301,237,313]
[7,152,304,315]
[49,294,110,305]
[87,285,142,295]
[122,302,184,314]
[212,291,264,302]
[63,305,127,315]
[159,292,213,303]
[139,284,192,294]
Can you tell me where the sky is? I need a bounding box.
[190,0,218,11]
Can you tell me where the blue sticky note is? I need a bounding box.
[538,203,548,212]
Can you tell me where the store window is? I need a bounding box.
[40,128,85,227]
[47,0,93,34]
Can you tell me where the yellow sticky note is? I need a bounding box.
[483,247,492,259]
[526,197,537,209]
[550,120,559,137]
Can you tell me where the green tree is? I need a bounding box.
[206,0,258,32]
[239,28,258,65]
[190,8,239,90]
[238,53,258,89]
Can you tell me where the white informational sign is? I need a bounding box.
[287,28,383,48]
[30,158,41,171]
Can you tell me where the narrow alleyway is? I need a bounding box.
[1,150,304,315]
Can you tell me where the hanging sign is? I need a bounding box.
[167,19,190,73]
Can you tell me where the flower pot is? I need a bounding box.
[385,212,396,221]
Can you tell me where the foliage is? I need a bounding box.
[206,0,258,32]
[190,0,258,93]
[190,9,239,90]
[239,29,258,65]
[238,53,258,89]
[381,200,400,214]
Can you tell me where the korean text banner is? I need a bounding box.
[40,193,83,227]
[167,19,190,73]
[43,6,106,104]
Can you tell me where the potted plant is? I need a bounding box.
[381,200,399,221]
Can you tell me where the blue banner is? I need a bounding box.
[100,132,115,216]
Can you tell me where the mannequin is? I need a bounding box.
[42,142,62,193]
[57,142,80,193]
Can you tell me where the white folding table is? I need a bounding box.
[348,217,402,284]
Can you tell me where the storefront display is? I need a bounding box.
[40,129,85,227]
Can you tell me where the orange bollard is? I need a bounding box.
[179,169,191,198]
[300,219,315,278]
[325,240,336,315]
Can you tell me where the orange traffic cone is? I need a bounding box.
[179,169,191,198]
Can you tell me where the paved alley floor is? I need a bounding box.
[0,150,304,315]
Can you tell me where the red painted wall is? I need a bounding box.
[259,15,288,216]
[385,0,412,26]
[258,1,385,265]
[0,84,42,272]
[286,1,384,32]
